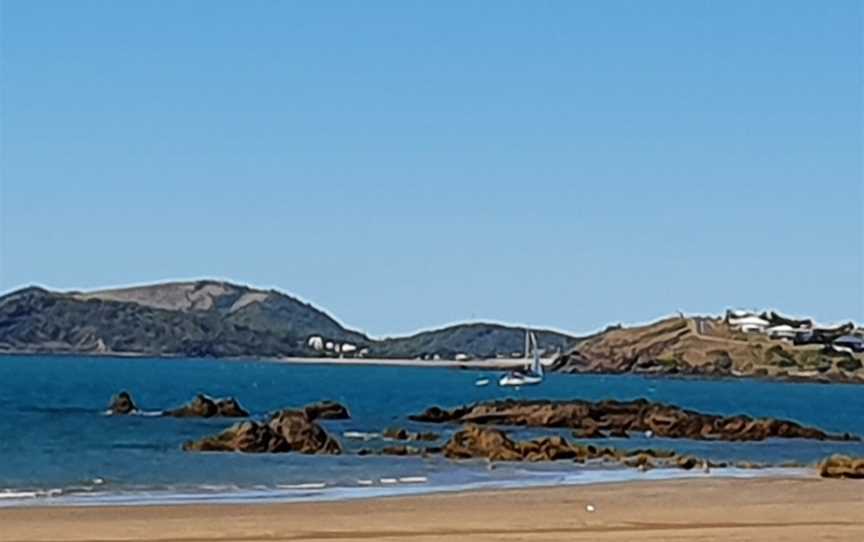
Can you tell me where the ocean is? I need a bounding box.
[1,355,862,506]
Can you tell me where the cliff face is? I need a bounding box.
[553,317,864,382]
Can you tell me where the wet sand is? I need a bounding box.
[1,477,862,541]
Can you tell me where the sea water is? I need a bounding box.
[0,355,862,506]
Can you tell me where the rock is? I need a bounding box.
[216,397,249,417]
[164,394,249,418]
[443,425,525,461]
[383,427,440,442]
[108,391,138,415]
[268,409,342,454]
[609,428,629,438]
[382,427,410,440]
[410,398,857,442]
[675,455,726,470]
[439,425,725,471]
[183,408,341,454]
[819,455,864,479]
[358,445,442,457]
[623,453,655,470]
[520,436,581,462]
[676,455,700,470]
[182,420,287,453]
[381,445,423,456]
[304,401,350,420]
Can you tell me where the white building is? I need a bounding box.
[729,315,770,333]
[767,325,797,340]
[307,336,324,351]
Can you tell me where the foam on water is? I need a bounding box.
[0,468,811,508]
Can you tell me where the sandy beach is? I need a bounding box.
[1,477,861,542]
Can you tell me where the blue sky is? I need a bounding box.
[1,1,861,336]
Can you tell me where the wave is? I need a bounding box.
[276,483,327,490]
[0,467,811,508]
[343,431,381,441]
[100,409,164,417]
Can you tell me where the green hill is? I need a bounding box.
[0,280,577,360]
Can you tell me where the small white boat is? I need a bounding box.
[499,331,544,387]
[474,378,491,387]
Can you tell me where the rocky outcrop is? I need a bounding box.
[303,400,350,420]
[183,408,341,454]
[441,425,721,469]
[164,394,249,418]
[183,420,288,453]
[411,399,858,442]
[267,409,342,454]
[819,455,864,479]
[553,316,864,383]
[382,427,440,442]
[108,391,138,415]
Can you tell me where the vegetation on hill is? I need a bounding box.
[368,323,574,359]
[0,281,577,360]
[553,316,864,383]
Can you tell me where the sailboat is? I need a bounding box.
[498,331,544,387]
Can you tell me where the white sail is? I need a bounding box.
[529,332,542,376]
[498,329,544,387]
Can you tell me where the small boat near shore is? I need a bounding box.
[499,331,544,387]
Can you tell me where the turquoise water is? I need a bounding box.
[1,355,862,506]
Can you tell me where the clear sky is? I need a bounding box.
[1,1,861,337]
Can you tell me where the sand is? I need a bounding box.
[1,477,862,542]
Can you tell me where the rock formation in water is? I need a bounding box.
[441,425,723,469]
[183,408,342,454]
[410,399,858,442]
[164,394,250,418]
[107,391,138,415]
[303,400,351,420]
[819,455,864,479]
[382,427,440,442]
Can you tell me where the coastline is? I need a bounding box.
[1,477,861,541]
[3,352,863,384]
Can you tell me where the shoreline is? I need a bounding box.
[3,352,863,384]
[0,467,819,509]
[1,477,861,541]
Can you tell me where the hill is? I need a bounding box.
[368,323,574,360]
[553,316,864,383]
[0,280,577,359]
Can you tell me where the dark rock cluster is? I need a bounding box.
[410,399,858,442]
[164,394,250,418]
[819,455,864,479]
[183,409,342,454]
[443,425,726,470]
